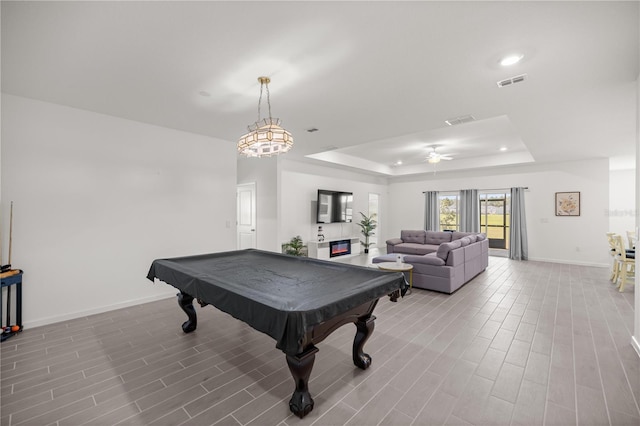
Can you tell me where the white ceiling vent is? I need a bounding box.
[497,74,527,88]
[445,115,476,126]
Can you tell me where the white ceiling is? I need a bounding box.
[2,1,638,177]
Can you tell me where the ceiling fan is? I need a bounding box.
[426,146,453,164]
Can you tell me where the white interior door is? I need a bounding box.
[237,183,257,249]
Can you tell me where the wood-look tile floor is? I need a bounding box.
[1,256,639,425]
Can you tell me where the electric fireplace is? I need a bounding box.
[329,239,351,258]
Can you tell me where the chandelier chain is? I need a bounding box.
[257,83,263,123]
[265,83,272,119]
[256,80,273,123]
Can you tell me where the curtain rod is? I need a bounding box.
[422,187,528,193]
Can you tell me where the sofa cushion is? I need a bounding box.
[386,238,403,245]
[467,234,478,243]
[393,243,425,254]
[412,261,455,278]
[476,233,487,241]
[425,231,452,245]
[372,253,402,263]
[401,230,426,244]
[459,236,471,247]
[412,244,439,255]
[452,232,473,240]
[436,239,462,261]
[403,254,445,266]
[464,242,481,259]
[389,243,439,255]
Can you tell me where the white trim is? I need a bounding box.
[23,291,176,329]
[632,336,640,359]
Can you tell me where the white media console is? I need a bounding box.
[307,237,361,260]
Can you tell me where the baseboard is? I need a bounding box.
[632,336,640,359]
[24,291,176,329]
[526,256,609,268]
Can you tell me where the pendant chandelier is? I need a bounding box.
[237,76,293,157]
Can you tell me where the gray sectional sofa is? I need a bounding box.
[375,230,489,294]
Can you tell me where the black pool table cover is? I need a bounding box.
[147,249,404,355]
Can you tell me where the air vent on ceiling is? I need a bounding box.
[445,115,476,126]
[497,74,527,88]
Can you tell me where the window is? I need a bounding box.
[439,193,460,231]
[480,192,511,250]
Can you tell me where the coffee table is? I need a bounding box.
[376,262,413,294]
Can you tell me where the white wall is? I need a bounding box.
[388,159,610,266]
[1,95,237,327]
[609,168,636,241]
[278,160,388,249]
[237,156,279,252]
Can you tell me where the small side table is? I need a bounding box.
[1,270,23,342]
[376,262,413,296]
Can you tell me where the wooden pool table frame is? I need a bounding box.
[177,291,380,418]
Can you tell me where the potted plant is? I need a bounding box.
[357,212,377,253]
[283,235,306,257]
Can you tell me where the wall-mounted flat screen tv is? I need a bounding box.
[316,190,353,223]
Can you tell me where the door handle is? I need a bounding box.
[251,229,255,231]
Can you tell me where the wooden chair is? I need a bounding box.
[627,230,636,250]
[613,235,635,292]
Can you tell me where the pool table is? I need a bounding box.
[146,249,404,418]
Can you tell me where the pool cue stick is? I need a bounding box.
[8,201,13,267]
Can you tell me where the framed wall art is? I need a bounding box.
[555,192,580,216]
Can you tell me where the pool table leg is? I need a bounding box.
[353,315,375,369]
[286,345,319,418]
[177,292,197,333]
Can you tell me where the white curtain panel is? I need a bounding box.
[459,189,479,232]
[509,187,528,260]
[424,191,439,231]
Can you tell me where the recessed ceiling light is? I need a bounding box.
[500,54,524,66]
[500,147,508,151]
[396,160,403,166]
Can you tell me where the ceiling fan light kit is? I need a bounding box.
[425,146,453,172]
[426,146,453,161]
[237,76,293,158]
